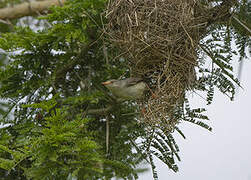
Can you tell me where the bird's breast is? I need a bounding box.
[122,82,147,99]
[107,81,147,101]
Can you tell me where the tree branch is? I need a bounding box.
[233,16,251,36]
[0,0,65,20]
[85,105,113,115]
[207,0,238,24]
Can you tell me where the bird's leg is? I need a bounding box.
[141,107,146,116]
[145,84,157,98]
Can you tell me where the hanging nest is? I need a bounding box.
[105,0,236,132]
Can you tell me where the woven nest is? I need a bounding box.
[105,0,209,132]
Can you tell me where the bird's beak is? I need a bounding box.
[102,81,112,85]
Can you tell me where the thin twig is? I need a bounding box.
[106,115,109,155]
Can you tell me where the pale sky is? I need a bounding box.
[140,60,251,180]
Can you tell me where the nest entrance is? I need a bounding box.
[106,0,208,132]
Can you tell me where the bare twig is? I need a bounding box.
[106,115,109,155]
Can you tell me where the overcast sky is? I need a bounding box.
[140,59,251,180]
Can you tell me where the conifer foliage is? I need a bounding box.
[0,0,250,179]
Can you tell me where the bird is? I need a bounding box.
[102,77,149,154]
[101,77,147,155]
[102,77,147,102]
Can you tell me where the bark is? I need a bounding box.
[0,0,65,20]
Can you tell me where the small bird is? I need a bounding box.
[102,78,148,154]
[102,77,147,102]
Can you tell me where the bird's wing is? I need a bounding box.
[125,77,143,87]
